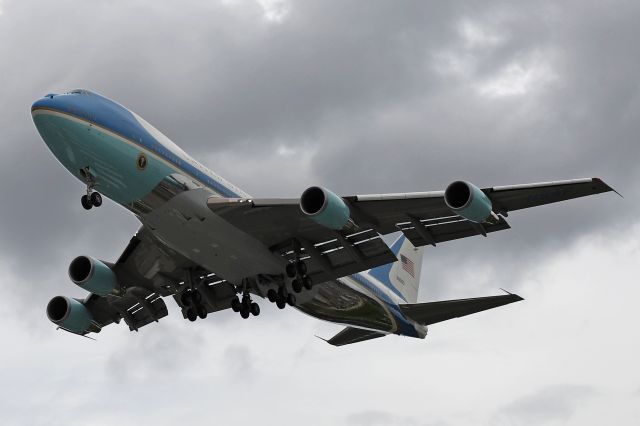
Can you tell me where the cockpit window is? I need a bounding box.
[67,89,95,95]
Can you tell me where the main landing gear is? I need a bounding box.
[79,167,102,210]
[286,259,313,294]
[230,292,260,319]
[266,286,296,309]
[181,289,208,322]
[180,269,209,322]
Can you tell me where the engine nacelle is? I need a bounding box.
[68,256,118,296]
[46,295,94,334]
[444,181,496,223]
[300,186,352,230]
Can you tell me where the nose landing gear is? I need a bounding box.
[79,167,102,210]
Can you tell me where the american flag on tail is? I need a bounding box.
[400,254,415,278]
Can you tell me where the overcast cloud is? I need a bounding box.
[0,1,639,425]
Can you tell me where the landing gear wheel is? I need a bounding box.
[231,297,241,312]
[240,306,250,319]
[267,289,277,303]
[191,291,202,304]
[250,302,260,316]
[197,306,208,319]
[286,263,297,278]
[81,195,92,210]
[90,192,102,207]
[296,261,307,276]
[186,308,197,322]
[303,276,313,290]
[276,298,286,309]
[287,293,296,307]
[292,279,303,293]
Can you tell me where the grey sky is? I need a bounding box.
[1,1,639,425]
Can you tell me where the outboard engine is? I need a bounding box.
[300,186,355,230]
[46,295,95,334]
[68,256,119,296]
[444,181,499,223]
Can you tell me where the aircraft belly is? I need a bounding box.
[142,188,286,282]
[295,279,395,333]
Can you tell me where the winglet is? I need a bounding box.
[594,177,623,198]
[314,335,330,343]
[500,288,524,301]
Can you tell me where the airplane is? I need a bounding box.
[32,89,616,346]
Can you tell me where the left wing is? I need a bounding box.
[208,178,615,282]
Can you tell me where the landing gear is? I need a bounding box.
[180,269,209,322]
[286,259,313,294]
[233,279,261,320]
[79,167,103,210]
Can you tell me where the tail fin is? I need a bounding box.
[368,235,424,303]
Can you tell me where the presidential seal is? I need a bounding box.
[137,153,148,170]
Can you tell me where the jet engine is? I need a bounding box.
[300,186,353,230]
[68,256,119,296]
[46,295,94,334]
[444,181,498,223]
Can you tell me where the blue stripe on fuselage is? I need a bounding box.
[31,90,241,198]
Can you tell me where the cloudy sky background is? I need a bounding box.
[1,0,639,425]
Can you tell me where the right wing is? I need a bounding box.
[208,178,614,283]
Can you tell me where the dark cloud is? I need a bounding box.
[0,1,639,425]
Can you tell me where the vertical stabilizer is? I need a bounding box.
[367,235,424,303]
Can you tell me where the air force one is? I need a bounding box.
[32,90,615,346]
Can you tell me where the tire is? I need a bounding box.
[180,292,192,306]
[296,261,307,276]
[197,306,208,319]
[292,279,302,293]
[287,293,296,307]
[240,307,250,319]
[303,276,313,290]
[81,195,92,210]
[90,192,102,207]
[186,308,197,322]
[276,299,286,309]
[286,263,297,278]
[192,291,202,304]
[267,289,277,303]
[250,302,260,316]
[231,297,241,312]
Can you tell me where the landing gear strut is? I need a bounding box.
[79,167,102,210]
[231,279,260,319]
[286,240,313,294]
[180,269,208,322]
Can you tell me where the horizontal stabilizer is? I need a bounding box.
[325,326,386,346]
[399,293,523,326]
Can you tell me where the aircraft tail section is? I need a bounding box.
[368,235,424,303]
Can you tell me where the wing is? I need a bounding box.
[324,326,386,346]
[208,178,614,281]
[73,227,238,335]
[399,293,524,326]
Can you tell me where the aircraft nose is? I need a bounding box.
[31,93,60,113]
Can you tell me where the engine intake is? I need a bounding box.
[444,180,495,223]
[69,256,118,296]
[46,295,94,334]
[300,186,352,230]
